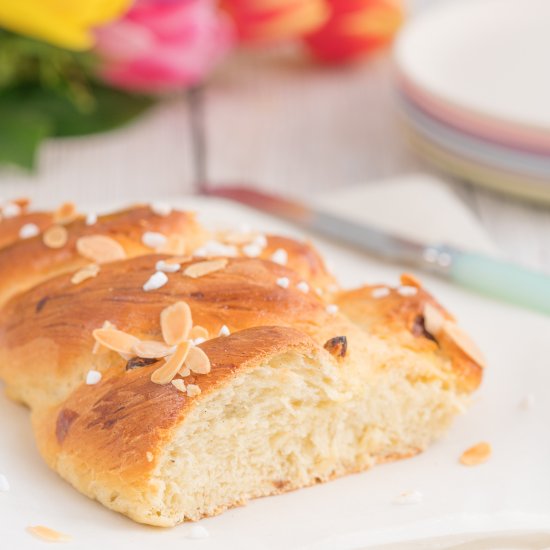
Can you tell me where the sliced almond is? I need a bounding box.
[183,258,228,279]
[186,384,201,397]
[13,196,30,211]
[132,340,176,359]
[146,451,154,462]
[184,346,211,374]
[159,234,186,255]
[189,325,209,340]
[27,525,71,542]
[92,328,140,355]
[400,272,422,288]
[54,201,77,224]
[43,225,68,249]
[218,231,256,245]
[151,341,191,384]
[171,379,187,393]
[460,442,491,466]
[76,235,126,264]
[443,320,486,368]
[92,320,115,354]
[160,301,192,345]
[178,366,191,377]
[71,263,100,285]
[423,303,445,337]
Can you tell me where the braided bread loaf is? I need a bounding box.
[0,201,483,526]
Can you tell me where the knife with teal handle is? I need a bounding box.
[206,185,550,316]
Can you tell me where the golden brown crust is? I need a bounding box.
[334,282,482,392]
[33,326,316,495]
[0,204,484,525]
[0,255,481,409]
[0,212,54,250]
[0,256,340,408]
[262,235,336,291]
[0,206,205,307]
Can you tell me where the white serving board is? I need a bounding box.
[1,181,549,549]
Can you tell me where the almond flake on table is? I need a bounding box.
[397,285,418,297]
[142,231,167,250]
[218,325,230,337]
[156,260,181,273]
[143,271,168,291]
[187,525,209,539]
[270,248,288,265]
[2,202,21,218]
[19,223,40,239]
[371,287,390,299]
[460,442,492,466]
[85,212,97,226]
[276,277,290,289]
[296,281,309,293]
[326,304,339,315]
[519,393,535,410]
[151,202,172,217]
[0,473,10,492]
[393,490,424,505]
[86,370,102,385]
[27,526,71,543]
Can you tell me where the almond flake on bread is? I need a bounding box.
[76,235,126,263]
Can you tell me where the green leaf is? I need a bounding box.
[0,109,51,170]
[0,84,155,169]
[1,85,154,137]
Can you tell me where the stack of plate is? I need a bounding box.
[394,0,550,203]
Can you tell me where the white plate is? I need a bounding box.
[395,0,550,133]
[1,196,550,549]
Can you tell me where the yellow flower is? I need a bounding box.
[0,0,132,50]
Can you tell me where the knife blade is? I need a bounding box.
[205,185,550,315]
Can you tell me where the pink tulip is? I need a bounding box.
[94,0,234,93]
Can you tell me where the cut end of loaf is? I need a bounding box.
[75,345,466,526]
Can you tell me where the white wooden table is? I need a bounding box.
[1,40,549,273]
